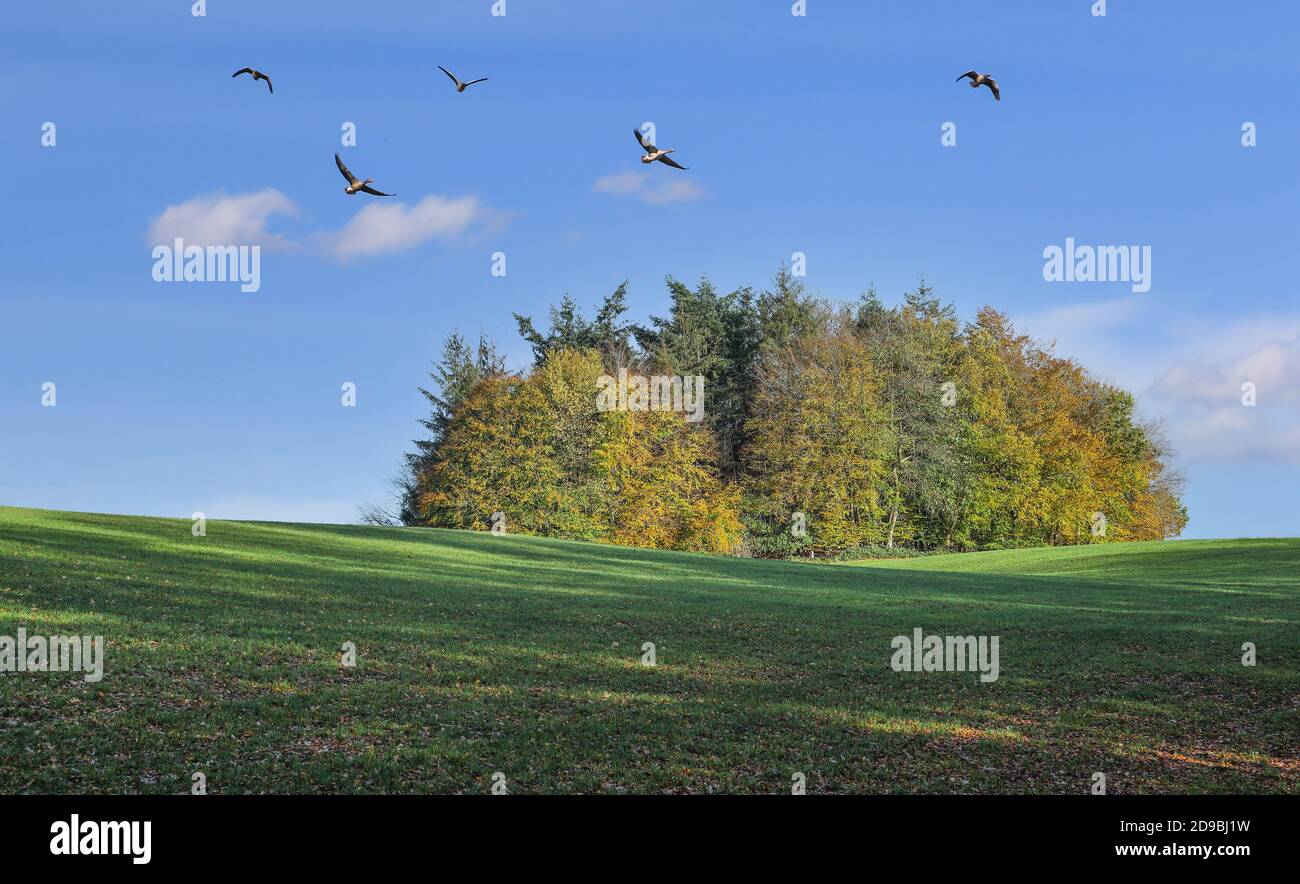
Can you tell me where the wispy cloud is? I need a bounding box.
[1013,296,1166,392]
[147,189,300,251]
[322,194,512,260]
[592,170,705,206]
[1016,297,1145,343]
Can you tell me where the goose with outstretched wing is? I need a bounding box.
[232,67,273,94]
[633,128,689,170]
[438,66,488,92]
[335,153,395,196]
[957,70,1000,101]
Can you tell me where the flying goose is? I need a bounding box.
[633,128,688,170]
[957,70,1000,101]
[334,153,395,196]
[232,67,273,94]
[438,66,488,92]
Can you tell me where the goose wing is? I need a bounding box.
[437,66,461,87]
[335,153,359,184]
[463,77,488,87]
[633,128,654,151]
[984,77,1000,100]
[233,67,255,78]
[957,70,977,82]
[360,184,394,197]
[657,154,688,170]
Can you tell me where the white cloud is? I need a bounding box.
[1151,359,1238,404]
[1146,327,1300,464]
[324,194,510,260]
[148,189,300,251]
[1151,336,1300,410]
[592,170,705,206]
[149,189,512,262]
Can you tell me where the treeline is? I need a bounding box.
[390,270,1187,556]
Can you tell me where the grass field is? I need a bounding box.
[0,505,1296,794]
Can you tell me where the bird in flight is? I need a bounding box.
[956,70,1000,101]
[335,153,395,196]
[438,66,489,93]
[232,67,273,94]
[633,128,688,170]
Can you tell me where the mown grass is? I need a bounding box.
[0,505,1295,794]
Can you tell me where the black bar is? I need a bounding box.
[1,795,1283,868]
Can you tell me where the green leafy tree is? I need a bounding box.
[856,281,969,547]
[400,333,504,524]
[514,283,634,367]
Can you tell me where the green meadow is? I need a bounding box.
[0,505,1295,794]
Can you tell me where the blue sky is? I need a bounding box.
[2,0,1298,538]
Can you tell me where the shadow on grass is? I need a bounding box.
[2,507,1297,794]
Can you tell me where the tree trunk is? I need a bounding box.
[887,466,900,547]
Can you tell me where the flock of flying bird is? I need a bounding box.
[231,63,1002,197]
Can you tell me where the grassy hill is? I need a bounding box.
[0,505,1295,794]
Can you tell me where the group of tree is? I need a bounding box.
[378,269,1187,557]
